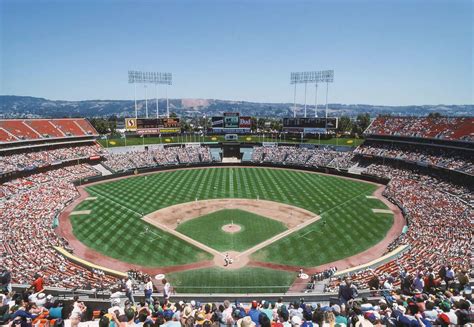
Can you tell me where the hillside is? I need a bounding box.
[0,95,472,118]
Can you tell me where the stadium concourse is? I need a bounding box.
[0,117,473,326]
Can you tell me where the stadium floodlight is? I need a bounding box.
[290,70,334,119]
[128,71,173,119]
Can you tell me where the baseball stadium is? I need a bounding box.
[1,115,472,303]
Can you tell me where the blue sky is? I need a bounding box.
[1,0,472,105]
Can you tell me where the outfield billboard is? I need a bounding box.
[125,118,180,134]
[211,113,252,133]
[282,117,338,129]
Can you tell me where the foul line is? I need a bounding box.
[86,188,143,218]
[235,215,320,259]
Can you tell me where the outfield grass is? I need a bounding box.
[71,167,393,272]
[176,209,287,252]
[167,267,296,293]
[251,196,393,267]
[97,135,363,148]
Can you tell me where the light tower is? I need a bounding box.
[290,70,334,119]
[128,71,173,118]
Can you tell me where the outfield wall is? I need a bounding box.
[73,162,390,187]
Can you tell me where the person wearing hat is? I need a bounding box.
[237,316,256,327]
[436,300,457,325]
[261,301,273,321]
[247,301,261,325]
[331,304,347,326]
[398,302,432,327]
[290,315,302,327]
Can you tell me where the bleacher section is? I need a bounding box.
[365,116,473,142]
[0,118,98,143]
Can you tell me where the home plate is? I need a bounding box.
[155,274,165,280]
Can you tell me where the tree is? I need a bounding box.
[356,113,371,133]
[337,116,352,133]
[257,118,266,131]
[350,113,371,135]
[90,118,109,134]
[428,112,442,118]
[250,117,258,132]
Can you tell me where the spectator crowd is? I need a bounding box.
[0,164,119,290]
[355,142,473,175]
[1,273,473,327]
[103,146,213,172]
[251,146,357,170]
[0,143,103,175]
[364,116,473,142]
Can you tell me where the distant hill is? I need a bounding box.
[0,95,472,118]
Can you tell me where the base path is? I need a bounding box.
[144,198,317,229]
[143,199,320,269]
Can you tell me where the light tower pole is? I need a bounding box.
[145,84,148,118]
[128,70,173,119]
[314,82,318,118]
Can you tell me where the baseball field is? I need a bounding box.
[69,167,394,293]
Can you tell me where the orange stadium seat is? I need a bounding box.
[25,119,65,138]
[51,119,86,136]
[0,120,40,140]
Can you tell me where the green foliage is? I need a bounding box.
[352,113,371,135]
[337,115,353,133]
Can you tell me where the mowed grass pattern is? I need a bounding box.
[176,209,287,252]
[167,267,296,293]
[71,167,393,268]
[252,196,393,267]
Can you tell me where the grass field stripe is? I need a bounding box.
[319,190,372,217]
[236,214,320,258]
[142,215,223,256]
[87,188,142,217]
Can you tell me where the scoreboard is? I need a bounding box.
[125,118,180,134]
[282,117,338,134]
[211,113,252,134]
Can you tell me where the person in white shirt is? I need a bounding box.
[144,277,154,304]
[162,278,171,300]
[125,277,135,304]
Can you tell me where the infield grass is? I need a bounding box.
[176,209,287,252]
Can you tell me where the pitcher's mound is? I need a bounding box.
[222,224,242,233]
